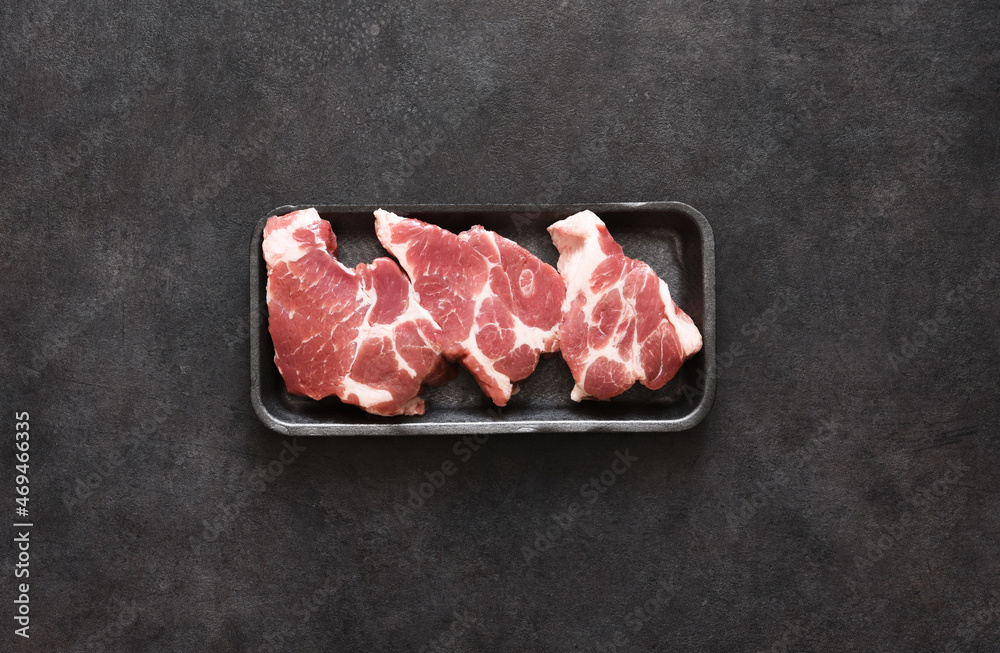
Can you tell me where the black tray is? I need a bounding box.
[250,203,715,435]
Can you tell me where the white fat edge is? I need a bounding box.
[373,209,415,276]
[468,227,557,354]
[401,281,441,339]
[372,207,447,343]
[457,313,550,395]
[340,376,394,408]
[570,340,633,401]
[453,276,514,400]
[392,397,423,417]
[510,321,551,353]
[339,250,408,399]
[608,270,702,387]
[262,208,326,267]
[351,321,418,380]
[384,298,429,378]
[366,284,445,380]
[456,341,512,399]
[349,265,421,383]
[466,347,514,399]
[549,210,605,273]
[458,284,500,366]
[608,269,695,387]
[658,278,703,357]
[552,213,615,399]
[264,208,328,318]
[393,282,448,378]
[553,212,611,320]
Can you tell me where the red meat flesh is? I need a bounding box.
[263,208,450,416]
[547,210,702,401]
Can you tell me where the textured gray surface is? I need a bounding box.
[1,1,999,651]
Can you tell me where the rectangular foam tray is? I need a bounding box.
[251,203,715,435]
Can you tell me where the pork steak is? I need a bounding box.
[264,208,451,416]
[548,210,703,401]
[374,210,566,405]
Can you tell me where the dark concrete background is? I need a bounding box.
[2,1,998,651]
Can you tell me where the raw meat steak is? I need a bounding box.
[548,210,702,401]
[374,210,566,405]
[263,208,451,416]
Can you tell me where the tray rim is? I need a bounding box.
[250,201,716,435]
